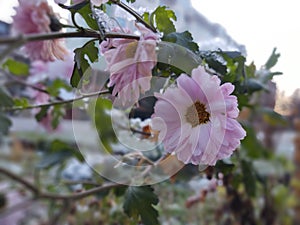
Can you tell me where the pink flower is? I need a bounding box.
[100,24,159,105]
[12,0,68,61]
[152,66,246,165]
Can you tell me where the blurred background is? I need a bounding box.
[0,0,300,224]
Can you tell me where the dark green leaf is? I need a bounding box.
[0,88,14,107]
[221,51,242,59]
[71,41,98,88]
[199,51,227,75]
[71,63,81,88]
[125,0,136,3]
[2,58,29,76]
[215,159,235,175]
[241,160,256,197]
[265,48,280,70]
[74,2,99,30]
[123,186,159,225]
[88,98,117,152]
[0,113,12,135]
[51,105,65,129]
[151,6,176,34]
[47,79,72,97]
[36,151,72,169]
[244,78,268,93]
[163,31,199,52]
[241,123,270,159]
[35,106,50,122]
[37,139,84,169]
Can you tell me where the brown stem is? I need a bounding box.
[0,30,139,45]
[39,183,123,200]
[0,167,39,195]
[0,167,124,201]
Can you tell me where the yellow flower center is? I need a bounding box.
[185,101,210,127]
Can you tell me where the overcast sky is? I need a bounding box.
[191,0,299,96]
[1,0,299,96]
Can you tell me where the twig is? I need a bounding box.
[2,89,111,112]
[0,167,124,201]
[0,167,39,195]
[39,183,122,200]
[111,0,156,33]
[0,31,139,45]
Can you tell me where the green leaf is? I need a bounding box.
[241,160,256,197]
[0,113,12,135]
[265,48,280,70]
[88,98,117,152]
[71,2,99,30]
[14,98,29,108]
[0,88,14,108]
[215,159,235,175]
[35,106,50,122]
[151,6,176,34]
[37,139,83,169]
[51,139,84,161]
[71,41,98,88]
[199,51,227,76]
[36,151,72,169]
[46,79,72,97]
[51,105,65,129]
[163,31,199,52]
[125,0,136,3]
[244,78,268,93]
[123,186,159,225]
[2,58,29,76]
[143,12,150,23]
[241,123,270,159]
[245,62,256,79]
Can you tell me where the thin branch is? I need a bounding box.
[0,167,39,195]
[0,167,124,201]
[0,30,139,45]
[111,0,156,33]
[39,183,122,200]
[2,89,111,112]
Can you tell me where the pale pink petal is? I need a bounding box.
[152,65,246,165]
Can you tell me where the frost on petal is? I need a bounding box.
[152,65,246,166]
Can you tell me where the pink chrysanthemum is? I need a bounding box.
[152,66,246,165]
[12,0,68,62]
[100,24,159,106]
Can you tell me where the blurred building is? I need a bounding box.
[128,0,246,54]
